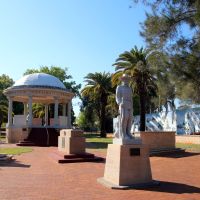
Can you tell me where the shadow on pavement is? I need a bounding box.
[154,151,200,158]
[0,160,31,168]
[139,181,200,194]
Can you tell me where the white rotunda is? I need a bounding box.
[3,73,74,146]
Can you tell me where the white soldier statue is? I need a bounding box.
[114,74,133,139]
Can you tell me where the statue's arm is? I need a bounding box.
[116,86,121,105]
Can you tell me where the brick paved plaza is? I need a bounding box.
[0,146,200,200]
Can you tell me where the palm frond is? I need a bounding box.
[111,71,123,87]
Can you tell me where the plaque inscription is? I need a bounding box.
[130,148,140,156]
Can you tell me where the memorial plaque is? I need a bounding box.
[130,148,140,156]
[62,137,65,148]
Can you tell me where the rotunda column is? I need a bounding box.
[62,104,66,116]
[7,96,13,127]
[24,103,28,126]
[44,104,49,126]
[67,101,72,128]
[28,96,33,127]
[54,97,59,126]
[24,103,28,116]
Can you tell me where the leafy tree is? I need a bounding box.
[0,103,8,128]
[106,93,118,117]
[32,103,45,118]
[144,48,176,112]
[70,107,76,126]
[0,74,14,127]
[81,72,113,137]
[134,0,200,103]
[78,96,99,131]
[170,49,200,103]
[150,71,176,113]
[135,0,199,50]
[76,111,88,130]
[132,95,140,115]
[112,46,157,131]
[0,74,14,91]
[76,110,98,131]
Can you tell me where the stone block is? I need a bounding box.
[6,127,29,143]
[103,144,152,186]
[139,131,175,150]
[113,138,142,145]
[58,129,85,154]
[60,129,83,137]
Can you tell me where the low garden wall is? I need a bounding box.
[136,131,176,150]
[176,135,200,145]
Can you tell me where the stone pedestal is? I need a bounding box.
[6,127,29,143]
[56,129,103,163]
[58,129,85,154]
[113,137,142,145]
[98,142,156,189]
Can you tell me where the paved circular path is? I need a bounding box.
[0,146,200,200]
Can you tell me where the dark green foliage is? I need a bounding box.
[137,0,199,50]
[135,0,200,103]
[13,102,24,115]
[81,72,113,137]
[0,74,14,127]
[71,107,76,125]
[77,96,99,131]
[132,95,140,115]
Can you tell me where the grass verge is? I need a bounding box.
[85,133,200,153]
[0,147,33,155]
[176,143,200,152]
[85,133,112,150]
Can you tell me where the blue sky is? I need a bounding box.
[0,0,148,115]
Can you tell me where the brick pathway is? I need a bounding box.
[0,146,200,200]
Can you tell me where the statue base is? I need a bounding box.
[58,129,85,154]
[113,138,142,145]
[97,177,159,189]
[56,129,104,163]
[98,143,154,189]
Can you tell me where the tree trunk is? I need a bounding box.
[100,95,107,138]
[139,92,146,131]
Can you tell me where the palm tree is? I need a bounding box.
[32,103,45,118]
[81,72,112,137]
[112,46,157,131]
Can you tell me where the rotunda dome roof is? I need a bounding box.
[13,73,66,89]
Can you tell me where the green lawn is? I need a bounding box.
[176,143,200,152]
[0,135,33,155]
[85,133,112,150]
[85,133,200,152]
[0,147,33,155]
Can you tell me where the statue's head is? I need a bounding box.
[120,74,131,85]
